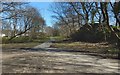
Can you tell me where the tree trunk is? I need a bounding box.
[110,2,120,26]
[101,2,120,48]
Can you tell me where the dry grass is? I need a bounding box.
[51,42,110,49]
[51,42,119,57]
[2,42,40,49]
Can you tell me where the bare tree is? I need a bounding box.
[1,2,45,40]
[100,2,120,48]
[109,2,120,27]
[51,2,83,36]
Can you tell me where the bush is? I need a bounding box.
[70,26,105,43]
[2,36,33,44]
[10,36,32,43]
[2,37,10,44]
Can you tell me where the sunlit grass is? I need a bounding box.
[52,42,110,49]
[50,36,66,41]
[51,42,119,56]
[2,42,40,49]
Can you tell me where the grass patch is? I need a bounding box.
[51,42,119,59]
[1,36,51,52]
[32,37,50,43]
[2,37,50,49]
[2,42,40,49]
[2,36,50,44]
[50,36,66,41]
[51,42,109,49]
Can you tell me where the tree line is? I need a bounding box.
[51,2,120,48]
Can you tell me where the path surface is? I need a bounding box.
[33,37,53,48]
[33,42,52,48]
[2,41,120,73]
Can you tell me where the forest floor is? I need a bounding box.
[1,41,120,73]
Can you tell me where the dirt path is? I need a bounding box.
[33,42,52,48]
[2,42,120,73]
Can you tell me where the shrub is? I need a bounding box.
[70,26,105,43]
[2,36,33,44]
[10,36,32,43]
[2,37,10,44]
